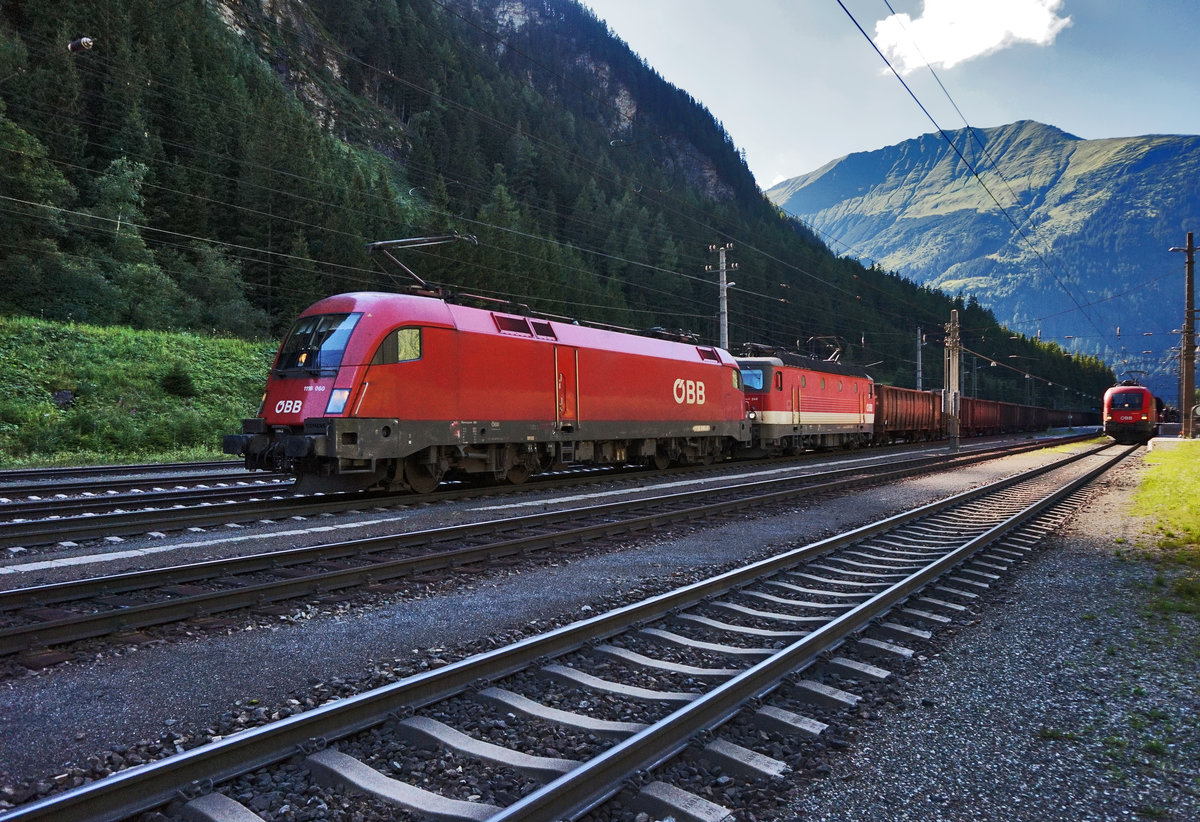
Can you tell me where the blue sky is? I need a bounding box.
[582,0,1200,188]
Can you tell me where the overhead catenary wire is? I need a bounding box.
[837,0,1111,350]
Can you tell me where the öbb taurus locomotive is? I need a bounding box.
[224,291,1091,493]
[1103,381,1159,444]
[224,292,750,493]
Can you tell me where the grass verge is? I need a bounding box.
[0,316,273,468]
[1134,443,1200,614]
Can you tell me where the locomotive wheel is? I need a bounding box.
[505,465,531,485]
[652,451,671,470]
[403,457,443,494]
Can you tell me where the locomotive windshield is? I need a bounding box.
[1110,392,1145,410]
[741,368,766,392]
[275,313,362,375]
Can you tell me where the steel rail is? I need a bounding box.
[0,435,1094,549]
[0,461,241,485]
[0,443,1128,822]
[0,442,1105,655]
[0,479,293,520]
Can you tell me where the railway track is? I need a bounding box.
[0,439,1100,660]
[0,477,293,520]
[0,443,1133,822]
[0,460,241,485]
[0,436,1091,550]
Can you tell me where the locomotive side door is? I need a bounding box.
[554,346,579,429]
[792,371,801,426]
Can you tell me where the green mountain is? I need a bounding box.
[766,120,1200,400]
[0,3,1112,400]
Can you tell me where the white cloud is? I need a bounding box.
[874,0,1072,75]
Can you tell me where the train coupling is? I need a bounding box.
[222,418,270,456]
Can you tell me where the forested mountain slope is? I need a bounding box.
[767,121,1200,395]
[0,1,1112,396]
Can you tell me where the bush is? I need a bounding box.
[161,360,198,398]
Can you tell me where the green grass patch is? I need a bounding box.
[1134,445,1200,614]
[0,316,274,467]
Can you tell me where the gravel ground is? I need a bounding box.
[779,456,1200,822]
[2,443,1195,821]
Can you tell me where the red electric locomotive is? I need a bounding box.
[1103,381,1158,444]
[737,350,875,454]
[224,292,751,493]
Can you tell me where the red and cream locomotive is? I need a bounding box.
[737,349,875,454]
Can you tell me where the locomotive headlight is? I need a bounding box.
[746,410,757,420]
[325,388,351,415]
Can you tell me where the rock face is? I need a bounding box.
[767,121,1200,394]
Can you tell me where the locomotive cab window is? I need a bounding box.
[371,328,422,365]
[276,313,361,375]
[1110,393,1144,410]
[741,368,766,392]
[774,371,784,391]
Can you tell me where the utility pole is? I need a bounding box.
[916,326,923,390]
[1170,232,1196,438]
[945,309,961,452]
[707,243,737,350]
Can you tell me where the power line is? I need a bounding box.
[837,0,1111,347]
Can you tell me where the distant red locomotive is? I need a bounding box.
[737,351,874,453]
[224,292,751,492]
[1103,382,1158,444]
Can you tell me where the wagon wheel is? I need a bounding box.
[403,456,443,494]
[652,450,671,471]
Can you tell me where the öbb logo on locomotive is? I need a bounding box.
[673,379,706,405]
[275,399,303,415]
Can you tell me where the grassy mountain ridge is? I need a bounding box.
[767,120,1200,399]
